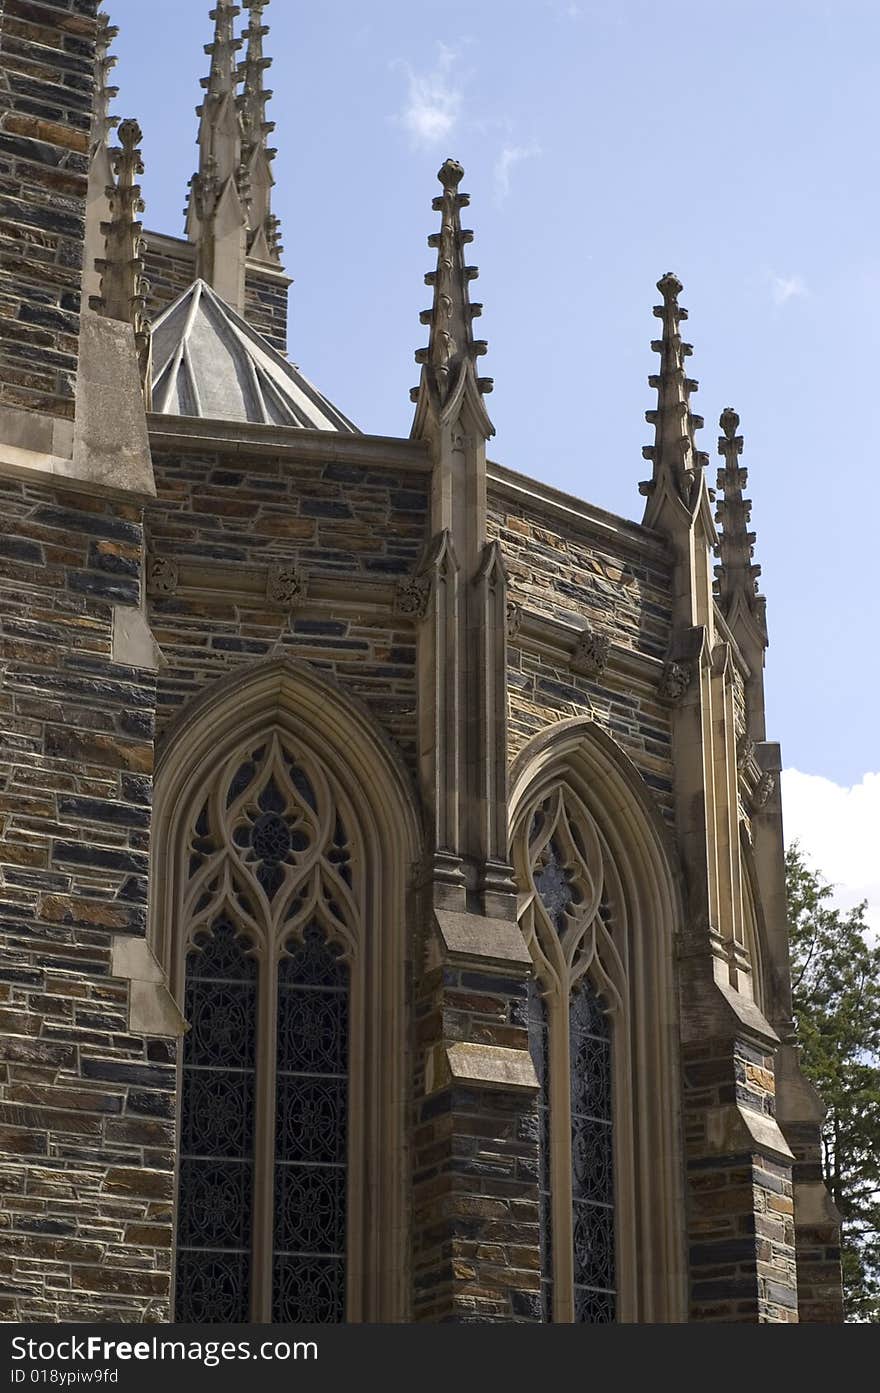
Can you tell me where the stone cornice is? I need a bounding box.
[487,460,671,565]
[510,604,665,689]
[147,415,432,471]
[146,550,398,616]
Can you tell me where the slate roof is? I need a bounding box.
[150,279,358,432]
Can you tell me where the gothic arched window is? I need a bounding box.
[173,734,358,1324]
[516,784,627,1324]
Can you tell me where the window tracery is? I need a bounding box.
[174,733,359,1323]
[516,783,624,1323]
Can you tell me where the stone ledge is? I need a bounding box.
[426,1042,539,1096]
[487,460,671,561]
[111,937,186,1040]
[512,606,665,688]
[148,414,432,470]
[705,1102,795,1165]
[112,607,165,673]
[433,909,532,973]
[792,1180,843,1227]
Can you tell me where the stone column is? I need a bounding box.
[409,160,542,1320]
[411,910,541,1321]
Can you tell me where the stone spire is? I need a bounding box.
[411,158,494,440]
[239,0,281,263]
[715,408,768,647]
[186,1,248,310]
[640,272,711,531]
[91,119,152,398]
[91,11,119,151]
[83,10,119,307]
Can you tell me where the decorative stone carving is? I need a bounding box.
[506,600,523,641]
[266,563,306,608]
[572,629,610,678]
[147,556,179,597]
[659,660,693,701]
[752,771,776,810]
[737,733,756,772]
[395,573,432,622]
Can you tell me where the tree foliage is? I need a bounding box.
[786,843,880,1321]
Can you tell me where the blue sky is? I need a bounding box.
[111,0,879,924]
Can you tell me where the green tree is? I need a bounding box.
[786,842,880,1321]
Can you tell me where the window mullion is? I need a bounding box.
[549,988,575,1323]
[251,945,279,1321]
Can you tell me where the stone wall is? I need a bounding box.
[0,0,98,420]
[411,921,541,1323]
[141,235,194,328]
[146,431,430,774]
[488,484,676,822]
[143,232,290,354]
[244,263,288,354]
[0,474,173,1321]
[682,1033,799,1321]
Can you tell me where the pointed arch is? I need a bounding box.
[510,717,687,1324]
[150,657,422,1324]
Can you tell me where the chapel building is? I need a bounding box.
[0,0,844,1324]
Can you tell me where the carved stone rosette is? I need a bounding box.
[147,555,179,597]
[572,629,611,679]
[659,660,693,701]
[395,572,432,622]
[266,563,306,609]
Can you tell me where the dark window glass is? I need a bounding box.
[272,923,348,1322]
[534,838,577,934]
[528,979,553,1321]
[176,920,256,1323]
[570,980,615,1322]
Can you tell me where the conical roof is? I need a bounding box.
[150,279,357,431]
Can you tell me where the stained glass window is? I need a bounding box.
[175,919,257,1323]
[570,981,615,1322]
[175,735,355,1324]
[528,979,553,1322]
[518,785,620,1323]
[272,923,349,1322]
[534,838,577,934]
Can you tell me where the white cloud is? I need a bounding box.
[493,141,541,204]
[771,273,807,306]
[396,44,463,149]
[782,768,880,937]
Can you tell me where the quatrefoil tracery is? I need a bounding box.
[518,784,626,1011]
[183,733,360,958]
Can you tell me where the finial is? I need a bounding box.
[185,2,248,307]
[91,119,152,397]
[640,272,710,527]
[91,12,119,152]
[204,1,242,105]
[410,159,494,437]
[714,408,767,645]
[238,0,281,262]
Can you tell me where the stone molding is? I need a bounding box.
[148,415,431,471]
[431,908,532,974]
[428,1041,539,1095]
